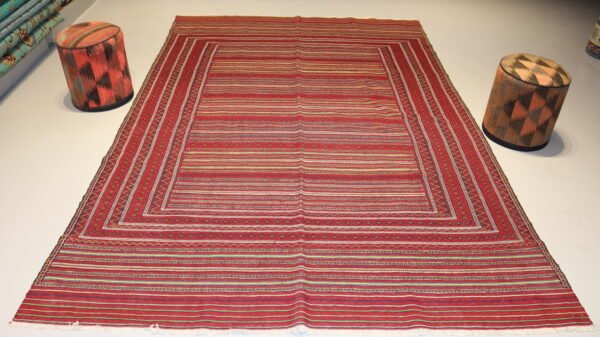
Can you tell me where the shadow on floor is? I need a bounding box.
[530,131,570,157]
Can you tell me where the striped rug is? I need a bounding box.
[13,16,591,331]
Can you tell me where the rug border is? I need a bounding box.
[9,320,599,336]
[10,15,184,313]
[412,23,579,290]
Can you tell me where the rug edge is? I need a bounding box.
[8,320,598,336]
[9,14,183,321]
[413,21,593,323]
[173,15,422,27]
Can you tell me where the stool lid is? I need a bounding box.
[56,21,121,49]
[500,53,571,87]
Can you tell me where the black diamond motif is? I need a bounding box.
[104,44,114,61]
[86,45,98,57]
[97,72,112,89]
[537,118,551,134]
[520,131,535,145]
[79,63,95,80]
[87,88,101,105]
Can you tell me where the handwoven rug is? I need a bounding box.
[13,16,591,331]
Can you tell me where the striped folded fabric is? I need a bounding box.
[0,0,28,22]
[0,0,72,77]
[0,0,52,40]
[0,0,66,55]
[0,12,62,76]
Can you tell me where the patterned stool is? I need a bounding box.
[55,22,133,112]
[587,17,600,59]
[482,53,570,151]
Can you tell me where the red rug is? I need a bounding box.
[13,16,591,331]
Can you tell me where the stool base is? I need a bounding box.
[73,92,134,112]
[482,125,549,152]
[586,46,600,60]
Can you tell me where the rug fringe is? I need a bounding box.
[8,320,598,336]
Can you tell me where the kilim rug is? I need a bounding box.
[13,16,592,332]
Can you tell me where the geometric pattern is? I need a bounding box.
[483,54,570,151]
[13,17,591,331]
[500,53,570,87]
[55,22,133,111]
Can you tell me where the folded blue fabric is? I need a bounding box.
[0,13,63,76]
[0,0,28,22]
[1,0,64,55]
[0,0,52,40]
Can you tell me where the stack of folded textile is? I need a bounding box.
[0,0,72,76]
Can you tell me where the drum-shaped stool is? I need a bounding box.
[55,21,133,112]
[482,53,570,151]
[587,17,600,59]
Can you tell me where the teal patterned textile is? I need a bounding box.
[0,0,28,22]
[0,0,65,55]
[0,0,52,40]
[0,0,72,77]
[0,13,63,76]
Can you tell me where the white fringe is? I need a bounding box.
[8,321,598,337]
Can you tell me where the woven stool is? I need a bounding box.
[587,17,600,59]
[482,53,570,151]
[55,22,133,112]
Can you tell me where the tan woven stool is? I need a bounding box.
[482,53,570,151]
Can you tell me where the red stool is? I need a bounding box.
[55,22,133,112]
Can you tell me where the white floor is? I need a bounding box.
[1,1,599,336]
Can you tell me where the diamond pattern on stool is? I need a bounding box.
[500,53,570,87]
[506,90,562,135]
[56,21,133,111]
[483,59,569,150]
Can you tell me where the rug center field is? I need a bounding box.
[169,42,431,217]
[79,40,506,240]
